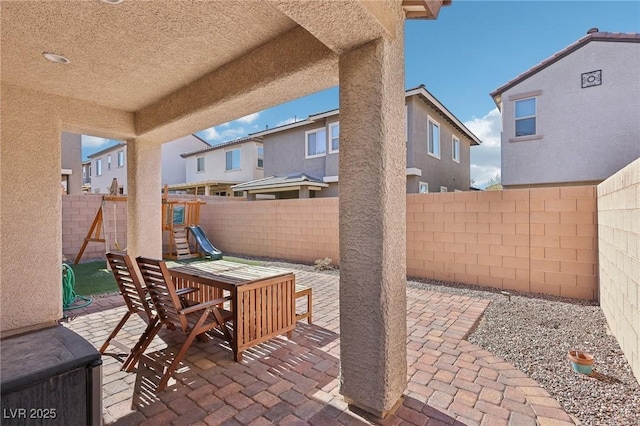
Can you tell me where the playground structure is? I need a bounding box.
[74,188,222,263]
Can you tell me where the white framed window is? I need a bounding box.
[515,97,536,137]
[328,122,340,153]
[257,146,264,169]
[452,136,460,163]
[96,159,102,176]
[82,168,86,179]
[107,154,112,171]
[305,128,326,158]
[117,150,124,167]
[196,156,205,172]
[419,182,429,194]
[428,117,440,159]
[440,186,448,193]
[225,149,240,171]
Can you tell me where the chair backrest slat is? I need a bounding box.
[106,252,153,319]
[136,256,187,330]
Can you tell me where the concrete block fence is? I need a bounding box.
[62,188,598,300]
[598,158,640,384]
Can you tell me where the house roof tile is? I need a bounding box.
[490,31,640,106]
[181,136,263,158]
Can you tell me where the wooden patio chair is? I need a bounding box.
[135,256,234,392]
[100,252,156,372]
[101,252,199,372]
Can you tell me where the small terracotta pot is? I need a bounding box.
[567,350,594,374]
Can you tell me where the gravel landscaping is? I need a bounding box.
[250,257,640,426]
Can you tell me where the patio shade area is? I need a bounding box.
[64,269,575,425]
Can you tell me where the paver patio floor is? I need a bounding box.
[63,270,576,425]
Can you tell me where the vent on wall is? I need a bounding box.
[581,70,602,88]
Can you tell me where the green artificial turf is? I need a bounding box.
[222,256,263,266]
[68,260,118,296]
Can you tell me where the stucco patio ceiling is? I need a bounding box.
[2,0,447,137]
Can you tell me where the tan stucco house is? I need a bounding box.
[1,1,450,418]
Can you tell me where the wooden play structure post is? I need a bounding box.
[162,185,205,260]
[73,195,127,264]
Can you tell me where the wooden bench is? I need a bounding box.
[295,284,312,324]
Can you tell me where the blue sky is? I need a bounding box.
[82,1,640,186]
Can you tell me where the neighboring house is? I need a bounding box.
[175,136,264,196]
[81,161,91,192]
[61,132,82,194]
[491,29,640,189]
[89,135,209,194]
[233,85,481,199]
[89,142,127,194]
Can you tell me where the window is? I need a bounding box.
[107,154,112,171]
[428,117,440,158]
[226,149,240,171]
[305,128,326,158]
[419,182,429,193]
[329,122,340,153]
[515,98,536,137]
[452,136,460,163]
[117,150,124,167]
[257,147,264,169]
[82,168,86,179]
[233,191,244,197]
[440,186,448,193]
[96,159,102,176]
[196,156,205,172]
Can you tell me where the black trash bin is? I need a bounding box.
[1,325,102,426]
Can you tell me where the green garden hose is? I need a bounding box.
[62,263,92,310]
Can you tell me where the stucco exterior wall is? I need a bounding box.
[161,135,208,185]
[501,41,640,187]
[263,121,334,180]
[407,96,472,192]
[598,158,640,384]
[61,132,83,194]
[185,141,263,184]
[91,145,128,194]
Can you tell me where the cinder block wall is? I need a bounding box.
[62,189,599,300]
[598,158,640,384]
[407,187,598,300]
[200,198,339,264]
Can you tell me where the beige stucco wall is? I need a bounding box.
[61,132,83,194]
[598,158,640,384]
[1,84,135,337]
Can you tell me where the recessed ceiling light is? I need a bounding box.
[100,0,123,4]
[42,52,70,64]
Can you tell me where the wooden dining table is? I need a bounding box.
[166,260,296,362]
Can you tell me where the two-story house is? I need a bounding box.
[81,160,91,192]
[491,29,640,189]
[89,134,209,194]
[233,85,481,199]
[175,136,264,196]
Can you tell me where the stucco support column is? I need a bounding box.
[0,86,63,336]
[338,16,407,418]
[126,138,162,259]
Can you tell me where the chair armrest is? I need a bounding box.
[176,287,199,296]
[179,296,232,315]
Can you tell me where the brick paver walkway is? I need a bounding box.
[63,270,576,425]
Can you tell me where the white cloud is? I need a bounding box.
[236,112,260,124]
[201,127,221,140]
[81,135,110,148]
[200,125,247,143]
[465,108,502,188]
